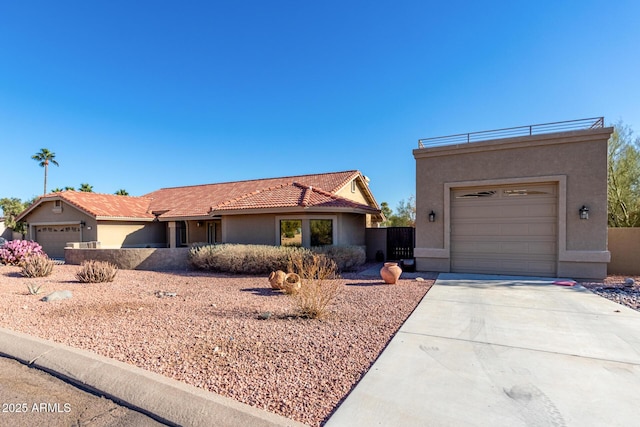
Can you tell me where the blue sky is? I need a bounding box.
[1,1,639,213]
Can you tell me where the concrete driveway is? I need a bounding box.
[326,273,640,427]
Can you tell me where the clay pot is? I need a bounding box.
[268,270,286,290]
[380,262,402,284]
[283,272,301,294]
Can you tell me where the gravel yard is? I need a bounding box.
[579,275,640,312]
[0,264,434,426]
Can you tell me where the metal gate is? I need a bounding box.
[386,227,415,260]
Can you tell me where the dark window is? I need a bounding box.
[310,219,333,246]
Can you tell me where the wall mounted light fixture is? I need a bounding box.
[428,210,436,222]
[197,221,203,227]
[579,205,589,220]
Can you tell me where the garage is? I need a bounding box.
[35,225,81,258]
[450,183,558,277]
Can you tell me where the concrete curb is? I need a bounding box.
[0,327,306,427]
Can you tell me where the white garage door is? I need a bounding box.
[35,225,81,259]
[450,183,558,277]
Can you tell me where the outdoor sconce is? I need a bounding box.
[579,205,589,220]
[428,210,436,222]
[196,221,202,227]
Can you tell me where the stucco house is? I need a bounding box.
[413,118,613,280]
[16,170,383,258]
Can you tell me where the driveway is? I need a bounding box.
[326,273,640,426]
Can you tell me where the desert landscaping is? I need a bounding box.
[0,264,434,426]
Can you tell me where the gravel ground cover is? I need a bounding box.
[0,264,434,426]
[579,275,640,312]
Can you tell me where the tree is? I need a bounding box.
[64,186,75,191]
[380,196,416,227]
[608,122,640,227]
[115,189,129,196]
[0,197,29,234]
[380,202,393,225]
[51,187,64,193]
[31,148,59,195]
[79,183,93,192]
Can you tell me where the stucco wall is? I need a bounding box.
[97,221,165,248]
[338,213,366,246]
[413,127,613,279]
[608,228,640,275]
[224,214,276,245]
[65,248,190,270]
[365,228,387,261]
[23,200,96,241]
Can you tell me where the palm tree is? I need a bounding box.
[31,148,59,195]
[115,189,129,196]
[79,183,93,192]
[64,186,75,191]
[51,187,64,193]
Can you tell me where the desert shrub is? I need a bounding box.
[26,282,44,295]
[287,252,342,318]
[0,240,45,266]
[76,260,118,283]
[311,245,366,271]
[189,244,314,274]
[20,255,54,278]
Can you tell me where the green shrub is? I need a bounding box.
[76,260,118,283]
[189,244,314,274]
[311,245,366,271]
[20,255,54,278]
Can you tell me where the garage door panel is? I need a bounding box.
[451,183,558,277]
[35,225,81,258]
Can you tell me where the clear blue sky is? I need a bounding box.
[1,1,639,213]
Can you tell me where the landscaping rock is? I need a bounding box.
[41,290,73,302]
[624,278,635,287]
[154,290,177,298]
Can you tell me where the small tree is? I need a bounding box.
[115,189,129,196]
[79,183,93,192]
[0,198,29,234]
[608,122,640,227]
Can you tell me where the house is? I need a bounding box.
[412,117,613,280]
[16,170,383,258]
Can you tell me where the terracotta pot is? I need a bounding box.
[283,272,301,294]
[268,270,286,290]
[380,262,402,284]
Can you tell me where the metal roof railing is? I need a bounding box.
[418,117,604,149]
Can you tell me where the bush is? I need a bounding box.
[21,255,54,278]
[76,260,118,283]
[287,253,342,318]
[0,240,45,266]
[190,243,366,275]
[311,245,366,272]
[189,244,313,274]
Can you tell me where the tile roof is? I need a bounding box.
[144,170,377,218]
[19,170,380,221]
[32,192,155,220]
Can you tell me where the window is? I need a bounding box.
[176,221,187,246]
[310,219,333,246]
[52,200,62,213]
[280,219,302,246]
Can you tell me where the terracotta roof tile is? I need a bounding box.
[144,170,370,218]
[20,170,379,221]
[38,191,155,219]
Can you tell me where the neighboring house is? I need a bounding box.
[413,117,613,280]
[17,170,383,258]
